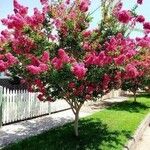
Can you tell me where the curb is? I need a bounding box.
[124,113,150,150]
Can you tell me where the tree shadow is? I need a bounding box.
[3,118,131,150]
[124,93,150,99]
[136,93,150,98]
[107,101,150,113]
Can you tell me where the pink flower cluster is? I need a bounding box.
[52,49,70,70]
[0,53,18,72]
[136,36,150,48]
[40,0,48,5]
[143,22,150,30]
[136,15,145,23]
[102,74,111,90]
[116,10,132,24]
[125,64,139,79]
[71,63,87,80]
[26,52,50,75]
[137,0,143,5]
[79,0,90,12]
[26,63,48,75]
[12,34,35,54]
[67,82,97,100]
[84,51,110,66]
[13,0,28,17]
[41,51,50,63]
[1,0,45,30]
[85,33,137,67]
[114,0,150,35]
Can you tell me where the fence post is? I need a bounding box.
[0,86,3,127]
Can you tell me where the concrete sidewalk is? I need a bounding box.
[135,126,150,150]
[0,97,127,149]
[0,110,90,149]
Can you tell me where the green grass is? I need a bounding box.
[3,94,150,150]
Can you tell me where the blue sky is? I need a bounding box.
[0,0,149,37]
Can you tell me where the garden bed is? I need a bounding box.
[3,95,150,150]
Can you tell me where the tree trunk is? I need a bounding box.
[74,109,79,137]
[133,91,137,102]
[65,99,83,137]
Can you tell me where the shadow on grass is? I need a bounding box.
[136,93,150,98]
[107,101,150,113]
[125,93,150,99]
[3,118,131,150]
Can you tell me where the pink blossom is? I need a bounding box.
[12,34,35,54]
[83,42,91,51]
[126,50,136,58]
[54,19,62,28]
[113,2,123,15]
[97,51,106,66]
[42,4,50,14]
[68,82,75,88]
[34,79,43,87]
[117,10,132,24]
[51,57,63,70]
[1,30,10,39]
[37,94,45,101]
[125,64,139,78]
[41,51,50,63]
[0,60,7,72]
[26,65,41,74]
[48,34,56,41]
[0,55,4,60]
[136,15,145,23]
[58,49,70,63]
[72,63,87,80]
[79,0,90,12]
[65,0,70,5]
[51,49,70,70]
[13,0,28,17]
[40,0,48,5]
[5,53,18,65]
[143,22,150,30]
[114,54,126,65]
[84,53,95,66]
[82,30,91,37]
[136,37,150,48]
[137,0,143,4]
[1,14,26,30]
[27,63,48,74]
[39,63,49,72]
[32,8,45,25]
[86,85,94,94]
[30,56,40,66]
[115,72,122,80]
[102,74,111,90]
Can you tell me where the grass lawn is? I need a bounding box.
[3,94,150,150]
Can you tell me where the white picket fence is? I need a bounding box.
[0,86,122,126]
[0,86,70,126]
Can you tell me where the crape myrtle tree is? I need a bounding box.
[122,49,150,102]
[110,0,150,101]
[141,48,150,93]
[0,0,150,136]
